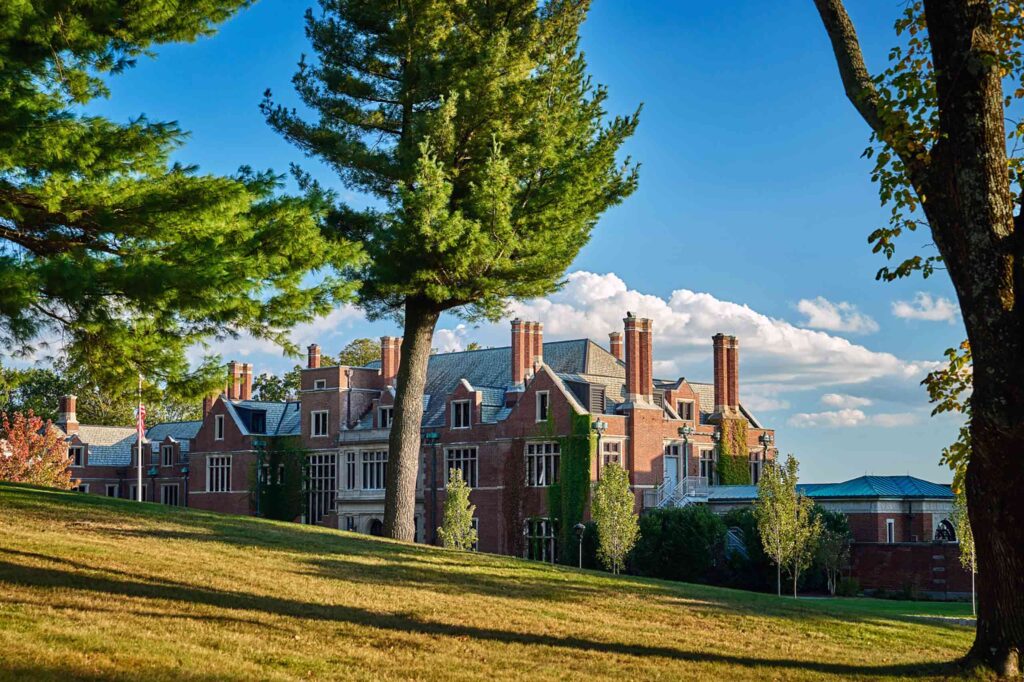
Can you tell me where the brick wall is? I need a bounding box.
[850,542,972,596]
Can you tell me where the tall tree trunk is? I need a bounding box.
[793,565,798,599]
[777,564,781,597]
[922,1,1024,674]
[383,297,440,541]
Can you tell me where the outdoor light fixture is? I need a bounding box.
[678,424,694,442]
[574,522,587,569]
[425,431,441,546]
[591,419,608,480]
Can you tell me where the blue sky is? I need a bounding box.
[81,1,965,483]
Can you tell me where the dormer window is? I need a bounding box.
[249,410,266,434]
[214,414,225,441]
[69,445,84,467]
[379,407,394,429]
[677,400,695,421]
[161,444,174,467]
[536,391,550,422]
[313,379,327,390]
[452,400,471,429]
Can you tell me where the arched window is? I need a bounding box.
[749,450,764,485]
[369,518,384,537]
[935,518,956,542]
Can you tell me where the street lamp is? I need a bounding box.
[678,424,694,479]
[424,431,441,545]
[710,430,721,486]
[180,462,190,507]
[591,418,608,479]
[344,367,355,429]
[757,432,774,484]
[147,465,159,504]
[574,522,586,569]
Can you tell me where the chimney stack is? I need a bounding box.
[307,343,321,369]
[511,319,528,386]
[57,395,78,434]
[609,331,623,361]
[713,334,739,414]
[624,314,653,401]
[380,336,402,385]
[531,321,544,370]
[727,335,739,411]
[202,393,216,418]
[226,361,242,400]
[239,363,253,401]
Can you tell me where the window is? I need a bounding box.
[69,445,84,467]
[214,414,225,441]
[602,440,622,467]
[311,410,329,437]
[451,400,471,429]
[129,484,147,501]
[445,447,478,487]
[749,450,764,485]
[525,518,558,562]
[249,410,266,434]
[361,450,388,490]
[525,442,560,487]
[345,451,357,490]
[536,391,550,422]
[379,406,394,429]
[344,515,356,532]
[73,484,89,493]
[307,453,338,524]
[471,518,480,551]
[207,455,232,493]
[699,448,717,486]
[313,379,327,390]
[677,400,695,421]
[935,519,957,542]
[105,484,119,498]
[161,444,174,467]
[886,518,896,544]
[161,484,179,506]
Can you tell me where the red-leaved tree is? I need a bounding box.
[0,411,74,489]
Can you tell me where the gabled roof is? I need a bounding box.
[708,475,953,502]
[67,425,139,467]
[224,400,301,437]
[147,421,202,444]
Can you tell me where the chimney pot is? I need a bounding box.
[226,361,242,400]
[609,332,623,361]
[307,343,321,369]
[624,316,653,401]
[239,363,253,401]
[380,336,401,385]
[57,395,78,433]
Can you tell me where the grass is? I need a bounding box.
[0,483,982,681]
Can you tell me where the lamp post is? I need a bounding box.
[710,430,721,486]
[678,424,694,481]
[591,418,608,480]
[147,465,159,504]
[574,522,586,569]
[345,367,355,429]
[180,462,190,507]
[758,432,774,484]
[424,431,441,545]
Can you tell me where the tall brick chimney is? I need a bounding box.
[713,333,739,414]
[609,331,623,361]
[226,361,242,400]
[239,363,253,401]
[511,319,528,386]
[307,343,321,369]
[57,395,78,434]
[531,321,544,370]
[380,336,402,385]
[202,393,216,418]
[624,313,653,402]
[727,335,739,412]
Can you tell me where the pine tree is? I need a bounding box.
[1,2,360,398]
[591,463,639,575]
[437,467,477,551]
[264,0,639,540]
[0,411,74,490]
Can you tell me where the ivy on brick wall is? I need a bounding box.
[250,436,307,521]
[717,417,751,485]
[548,411,595,564]
[503,443,526,557]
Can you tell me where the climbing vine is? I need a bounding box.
[502,442,526,556]
[717,417,750,485]
[549,411,595,565]
[250,436,307,521]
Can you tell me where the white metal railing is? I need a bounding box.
[649,476,711,509]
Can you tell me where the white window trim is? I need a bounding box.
[313,379,327,389]
[161,444,174,467]
[444,446,479,488]
[207,454,232,493]
[379,406,394,429]
[535,391,550,422]
[75,483,89,493]
[105,483,119,498]
[161,483,179,506]
[69,445,85,467]
[311,410,330,438]
[451,400,471,430]
[214,414,225,441]
[677,399,695,422]
[886,518,896,544]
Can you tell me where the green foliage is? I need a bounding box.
[590,463,639,574]
[835,577,861,597]
[717,418,750,485]
[337,339,379,368]
[549,411,594,564]
[253,437,306,522]
[251,344,383,402]
[438,468,477,551]
[922,341,972,492]
[951,488,975,575]
[1,1,360,398]
[719,507,776,592]
[811,506,850,596]
[632,505,726,583]
[755,453,820,597]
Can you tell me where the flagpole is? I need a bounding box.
[137,373,143,502]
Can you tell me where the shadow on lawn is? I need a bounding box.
[0,549,963,679]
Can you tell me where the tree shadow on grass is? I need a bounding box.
[0,551,965,680]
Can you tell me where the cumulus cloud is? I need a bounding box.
[432,325,471,353]
[891,292,960,323]
[796,296,879,334]
[821,393,873,408]
[788,409,919,428]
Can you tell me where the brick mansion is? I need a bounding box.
[56,314,966,595]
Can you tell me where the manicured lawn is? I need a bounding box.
[0,483,982,680]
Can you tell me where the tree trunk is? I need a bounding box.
[382,297,440,541]
[793,565,798,599]
[777,563,781,597]
[922,1,1024,674]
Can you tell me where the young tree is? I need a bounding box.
[264,0,639,541]
[813,507,852,596]
[437,467,477,551]
[951,487,978,617]
[1,2,360,398]
[0,411,73,489]
[790,493,822,598]
[812,1,1024,671]
[755,455,795,596]
[591,463,640,575]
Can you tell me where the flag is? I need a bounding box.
[135,403,147,435]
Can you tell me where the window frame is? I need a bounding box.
[105,483,119,498]
[345,451,357,490]
[445,446,479,488]
[207,455,232,493]
[313,379,327,390]
[525,441,560,487]
[535,391,550,422]
[602,439,623,467]
[161,444,174,467]
[361,450,388,490]
[379,406,394,429]
[311,410,330,438]
[676,400,695,422]
[69,445,85,467]
[451,400,471,430]
[161,483,179,506]
[886,518,896,544]
[214,414,225,441]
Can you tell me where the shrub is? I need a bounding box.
[716,507,777,592]
[835,577,860,597]
[632,505,726,583]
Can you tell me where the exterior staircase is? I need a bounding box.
[650,476,711,509]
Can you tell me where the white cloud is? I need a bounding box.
[870,412,919,428]
[821,393,873,408]
[788,409,867,428]
[432,325,470,353]
[796,296,879,334]
[891,292,960,323]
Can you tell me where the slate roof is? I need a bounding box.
[146,421,202,451]
[225,400,301,436]
[70,425,139,467]
[708,476,953,502]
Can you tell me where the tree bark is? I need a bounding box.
[382,296,440,542]
[777,564,781,598]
